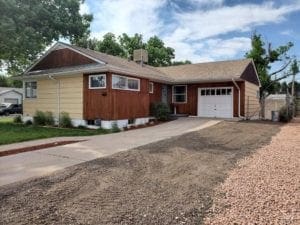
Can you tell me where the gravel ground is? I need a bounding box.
[204,121,300,225]
[0,121,281,225]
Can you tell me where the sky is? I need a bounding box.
[80,0,300,80]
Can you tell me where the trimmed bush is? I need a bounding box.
[150,102,170,121]
[44,111,55,126]
[13,115,22,124]
[59,112,73,128]
[33,111,47,126]
[24,120,33,126]
[111,122,121,133]
[279,105,293,122]
[33,111,55,126]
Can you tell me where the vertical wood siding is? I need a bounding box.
[83,72,150,120]
[172,82,244,117]
[31,48,95,71]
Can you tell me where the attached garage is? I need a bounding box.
[197,87,233,118]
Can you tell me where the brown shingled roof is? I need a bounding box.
[156,59,253,83]
[24,42,258,85]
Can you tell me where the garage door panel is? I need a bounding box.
[198,87,233,118]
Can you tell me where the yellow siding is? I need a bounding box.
[244,81,260,119]
[23,75,83,119]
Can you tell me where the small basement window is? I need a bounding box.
[172,85,187,103]
[89,74,106,89]
[149,82,154,93]
[25,81,37,98]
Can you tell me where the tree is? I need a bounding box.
[0,75,22,87]
[95,33,125,56]
[0,0,93,75]
[119,33,145,59]
[171,60,192,66]
[146,36,175,67]
[245,33,299,117]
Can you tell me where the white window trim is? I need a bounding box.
[172,85,187,103]
[89,74,107,89]
[24,81,37,99]
[112,74,140,92]
[149,82,154,94]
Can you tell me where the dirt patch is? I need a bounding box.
[0,140,85,157]
[0,121,281,225]
[204,121,300,224]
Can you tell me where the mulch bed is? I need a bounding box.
[0,140,84,157]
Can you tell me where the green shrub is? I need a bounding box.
[111,122,121,133]
[77,125,87,129]
[13,115,22,124]
[59,112,73,128]
[44,111,55,126]
[33,111,47,126]
[279,106,293,122]
[150,102,170,121]
[24,120,33,126]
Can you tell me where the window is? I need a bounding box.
[173,85,187,103]
[25,81,37,98]
[149,82,154,93]
[112,74,140,91]
[89,74,106,89]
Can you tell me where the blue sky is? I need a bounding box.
[80,0,300,80]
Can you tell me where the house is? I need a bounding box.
[20,42,261,128]
[0,87,23,105]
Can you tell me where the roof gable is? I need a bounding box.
[30,48,96,71]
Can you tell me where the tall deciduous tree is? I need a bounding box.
[245,33,298,98]
[95,33,125,56]
[74,33,185,67]
[0,0,93,74]
[146,36,175,67]
[119,33,145,59]
[245,33,299,117]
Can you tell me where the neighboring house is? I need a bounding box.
[20,42,261,128]
[0,87,23,105]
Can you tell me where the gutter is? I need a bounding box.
[48,75,61,126]
[232,78,244,119]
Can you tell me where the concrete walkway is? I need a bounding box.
[0,118,220,186]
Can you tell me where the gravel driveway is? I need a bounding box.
[204,121,300,225]
[0,121,281,225]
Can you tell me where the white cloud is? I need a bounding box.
[85,0,300,61]
[166,37,251,63]
[172,2,300,42]
[89,0,167,40]
[79,1,90,15]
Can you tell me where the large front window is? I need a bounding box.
[112,74,140,91]
[25,81,37,98]
[172,85,187,103]
[89,74,106,89]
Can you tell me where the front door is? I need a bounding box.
[162,85,168,103]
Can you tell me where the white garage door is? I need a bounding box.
[4,98,19,104]
[197,87,233,118]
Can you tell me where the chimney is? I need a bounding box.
[133,49,148,66]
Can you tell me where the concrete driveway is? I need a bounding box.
[0,118,220,186]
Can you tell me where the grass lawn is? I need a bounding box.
[0,118,111,145]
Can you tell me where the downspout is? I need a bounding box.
[48,75,60,126]
[232,78,244,119]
